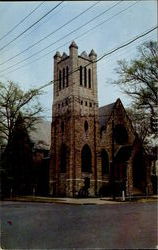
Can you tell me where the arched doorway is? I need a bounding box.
[81,144,92,173]
[101,149,109,175]
[113,145,132,195]
[114,146,132,179]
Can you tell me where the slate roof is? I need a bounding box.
[89,49,97,57]
[99,102,116,128]
[69,41,78,49]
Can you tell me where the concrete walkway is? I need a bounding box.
[2,195,158,205]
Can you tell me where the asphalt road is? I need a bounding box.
[0,201,157,249]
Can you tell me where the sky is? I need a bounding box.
[0,1,157,121]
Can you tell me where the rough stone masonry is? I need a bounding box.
[49,41,153,197]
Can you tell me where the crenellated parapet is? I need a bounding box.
[52,41,98,115]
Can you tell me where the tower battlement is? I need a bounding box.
[54,41,97,63]
[53,41,98,117]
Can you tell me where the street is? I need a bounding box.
[0,201,157,249]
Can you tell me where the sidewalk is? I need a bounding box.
[2,195,158,205]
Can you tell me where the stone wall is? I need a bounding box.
[50,42,99,197]
[49,42,153,198]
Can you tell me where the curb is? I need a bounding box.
[2,199,120,205]
[1,196,157,205]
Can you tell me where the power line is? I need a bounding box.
[20,4,66,42]
[0,1,135,73]
[0,1,45,42]
[1,31,156,122]
[8,26,149,92]
[96,26,158,63]
[0,0,113,66]
[0,1,100,65]
[0,25,155,81]
[1,4,66,55]
[0,27,156,122]
[97,33,155,70]
[0,6,156,78]
[38,38,155,110]
[0,1,63,52]
[37,25,157,91]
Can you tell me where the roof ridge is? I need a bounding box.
[99,102,116,109]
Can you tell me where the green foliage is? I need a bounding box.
[0,81,43,144]
[113,41,158,139]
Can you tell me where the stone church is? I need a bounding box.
[49,41,152,197]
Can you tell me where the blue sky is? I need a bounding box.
[0,1,157,120]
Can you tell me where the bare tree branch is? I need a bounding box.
[111,40,158,141]
[0,81,43,143]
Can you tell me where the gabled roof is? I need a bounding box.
[99,102,115,127]
[99,98,137,139]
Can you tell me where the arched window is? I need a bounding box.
[114,124,128,145]
[88,68,91,88]
[61,121,64,133]
[84,120,88,132]
[81,144,92,172]
[66,66,69,87]
[84,67,87,87]
[80,66,83,85]
[60,144,67,173]
[59,70,62,90]
[63,68,65,88]
[101,149,109,175]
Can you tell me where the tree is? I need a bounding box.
[0,81,43,145]
[126,107,152,148]
[1,113,34,196]
[112,41,157,138]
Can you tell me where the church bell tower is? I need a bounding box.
[49,41,99,197]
